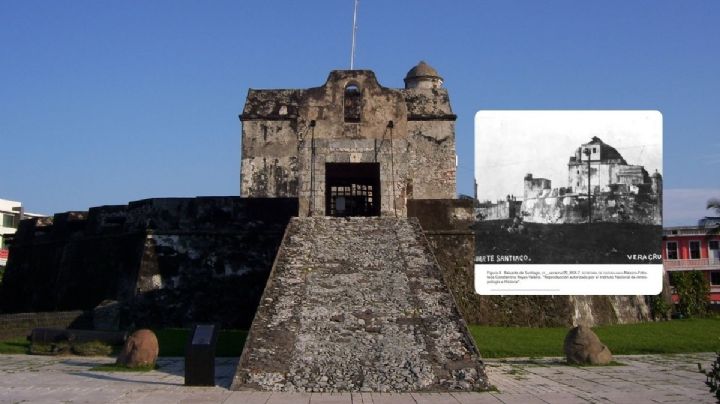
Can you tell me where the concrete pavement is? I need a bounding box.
[0,353,715,403]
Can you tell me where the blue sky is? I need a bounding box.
[1,1,718,225]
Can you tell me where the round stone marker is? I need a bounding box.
[116,329,159,368]
[563,325,613,365]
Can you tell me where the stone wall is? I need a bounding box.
[0,197,297,329]
[523,174,551,199]
[407,199,481,325]
[521,191,661,225]
[476,198,521,221]
[241,70,456,217]
[233,216,486,392]
[406,199,654,327]
[0,310,91,340]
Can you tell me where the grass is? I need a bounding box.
[29,341,71,355]
[71,340,114,356]
[154,329,247,357]
[28,340,114,356]
[0,338,30,354]
[471,318,720,358]
[0,329,246,357]
[569,360,626,367]
[91,363,158,372]
[3,320,719,359]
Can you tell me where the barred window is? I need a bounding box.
[690,241,701,259]
[666,242,678,260]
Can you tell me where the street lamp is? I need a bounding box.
[583,148,592,223]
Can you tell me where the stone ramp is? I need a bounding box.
[232,217,487,392]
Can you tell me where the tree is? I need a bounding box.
[671,270,710,317]
[706,198,720,234]
[709,198,720,214]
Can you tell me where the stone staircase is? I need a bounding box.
[232,217,487,392]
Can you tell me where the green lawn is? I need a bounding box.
[3,320,719,359]
[154,329,247,357]
[0,329,247,357]
[0,338,30,354]
[91,363,159,372]
[471,318,720,358]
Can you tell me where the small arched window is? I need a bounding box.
[344,84,361,123]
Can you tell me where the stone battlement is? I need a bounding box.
[233,217,487,392]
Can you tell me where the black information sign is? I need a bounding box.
[185,323,219,386]
[191,325,214,345]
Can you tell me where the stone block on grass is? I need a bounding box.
[116,329,159,368]
[564,325,613,365]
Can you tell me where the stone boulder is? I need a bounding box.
[116,329,159,368]
[563,325,613,365]
[93,300,121,331]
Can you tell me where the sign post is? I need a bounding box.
[185,324,219,386]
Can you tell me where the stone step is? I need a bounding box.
[232,217,487,392]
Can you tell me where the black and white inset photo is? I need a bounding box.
[474,111,663,264]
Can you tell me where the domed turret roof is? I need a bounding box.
[405,61,442,80]
[585,136,625,162]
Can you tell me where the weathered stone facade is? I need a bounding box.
[0,197,297,329]
[476,196,521,221]
[240,64,457,217]
[0,63,659,341]
[410,200,654,327]
[524,137,662,224]
[233,217,486,392]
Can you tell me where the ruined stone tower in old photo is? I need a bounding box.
[240,61,457,217]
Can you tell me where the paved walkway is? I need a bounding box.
[0,353,715,403]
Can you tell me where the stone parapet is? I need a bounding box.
[233,217,487,392]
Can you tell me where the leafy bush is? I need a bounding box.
[705,351,720,400]
[671,271,710,318]
[649,294,672,320]
[30,340,113,356]
[71,340,113,356]
[30,341,71,355]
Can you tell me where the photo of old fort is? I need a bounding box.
[478,136,662,225]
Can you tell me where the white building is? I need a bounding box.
[1,199,45,263]
[0,199,22,251]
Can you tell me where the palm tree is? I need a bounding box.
[706,198,720,235]
[709,198,720,215]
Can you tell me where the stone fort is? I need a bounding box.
[0,62,662,392]
[240,61,457,217]
[0,62,488,392]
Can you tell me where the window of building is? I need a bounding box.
[344,84,361,123]
[710,240,719,250]
[2,214,18,229]
[690,240,702,259]
[325,163,380,217]
[666,241,678,260]
[711,271,720,286]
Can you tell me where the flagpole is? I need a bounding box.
[350,0,358,69]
